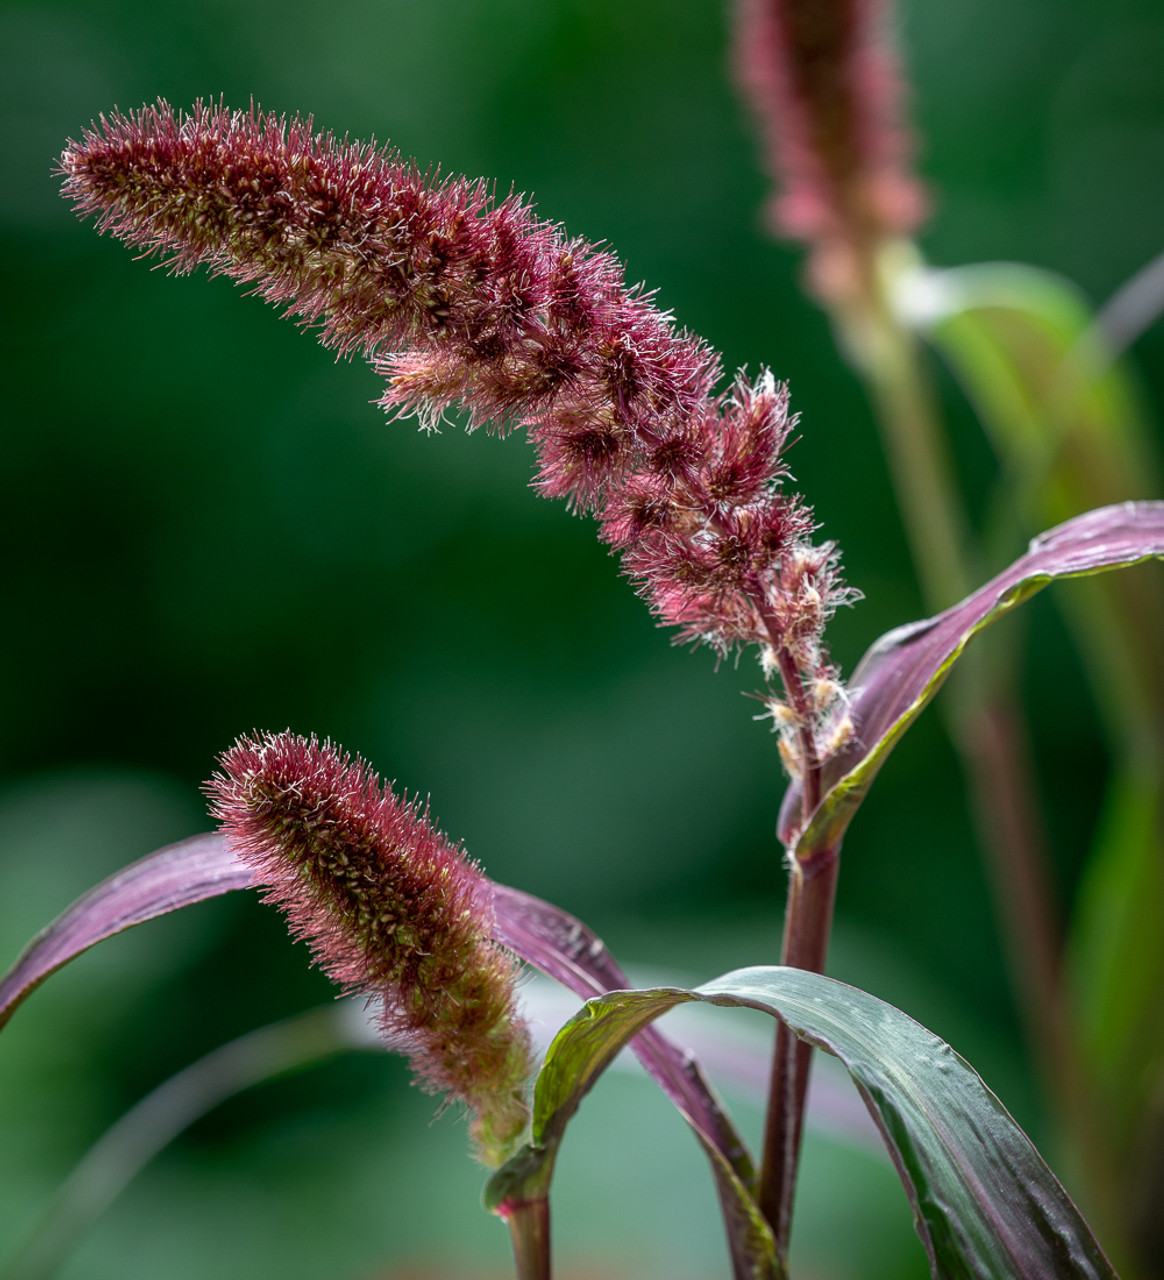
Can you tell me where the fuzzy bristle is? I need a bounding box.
[65,100,858,769]
[205,730,532,1165]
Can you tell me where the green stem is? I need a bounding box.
[504,1197,552,1280]
[841,245,1070,1050]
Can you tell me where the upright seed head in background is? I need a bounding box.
[205,730,533,1166]
[62,101,858,773]
[732,0,927,299]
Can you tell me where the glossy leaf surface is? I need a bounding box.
[488,966,1117,1280]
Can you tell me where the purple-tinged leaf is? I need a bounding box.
[0,834,253,1032]
[488,967,1117,1280]
[491,884,770,1280]
[0,836,765,1279]
[0,841,750,1194]
[782,501,1164,850]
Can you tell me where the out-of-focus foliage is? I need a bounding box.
[1,0,1162,1276]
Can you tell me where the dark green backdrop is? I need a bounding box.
[1,1,1162,1277]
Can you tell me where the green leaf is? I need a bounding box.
[488,967,1117,1280]
[903,262,1156,511]
[1068,770,1164,1152]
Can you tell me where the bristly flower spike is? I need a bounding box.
[63,101,859,808]
[732,0,927,299]
[205,730,533,1167]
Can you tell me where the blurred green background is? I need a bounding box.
[1,0,1162,1276]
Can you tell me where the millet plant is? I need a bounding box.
[3,2,1163,1278]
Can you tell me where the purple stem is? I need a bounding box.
[503,1197,552,1280]
[756,840,840,1258]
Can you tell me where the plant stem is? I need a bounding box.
[504,1197,552,1280]
[757,838,840,1261]
[844,250,973,608]
[961,699,1132,1269]
[961,699,1067,1084]
[756,241,1088,1262]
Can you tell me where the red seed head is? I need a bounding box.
[66,101,859,771]
[205,730,532,1165]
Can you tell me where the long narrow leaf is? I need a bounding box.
[487,967,1117,1280]
[901,262,1159,527]
[781,501,1164,850]
[0,834,254,1031]
[0,840,752,1185]
[0,835,766,1278]
[492,884,772,1280]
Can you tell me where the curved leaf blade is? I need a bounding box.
[491,884,769,1280]
[781,501,1164,849]
[490,967,1116,1280]
[491,885,751,1177]
[901,261,1159,528]
[0,841,752,1190]
[0,833,253,1031]
[0,839,765,1279]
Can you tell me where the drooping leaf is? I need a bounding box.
[905,264,1164,1225]
[0,833,254,1031]
[780,501,1164,852]
[903,261,1164,750]
[491,884,771,1280]
[901,262,1158,528]
[0,839,752,1187]
[488,966,1117,1280]
[0,836,765,1279]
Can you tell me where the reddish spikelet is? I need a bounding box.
[59,100,719,484]
[205,730,532,1166]
[733,0,927,288]
[63,101,857,767]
